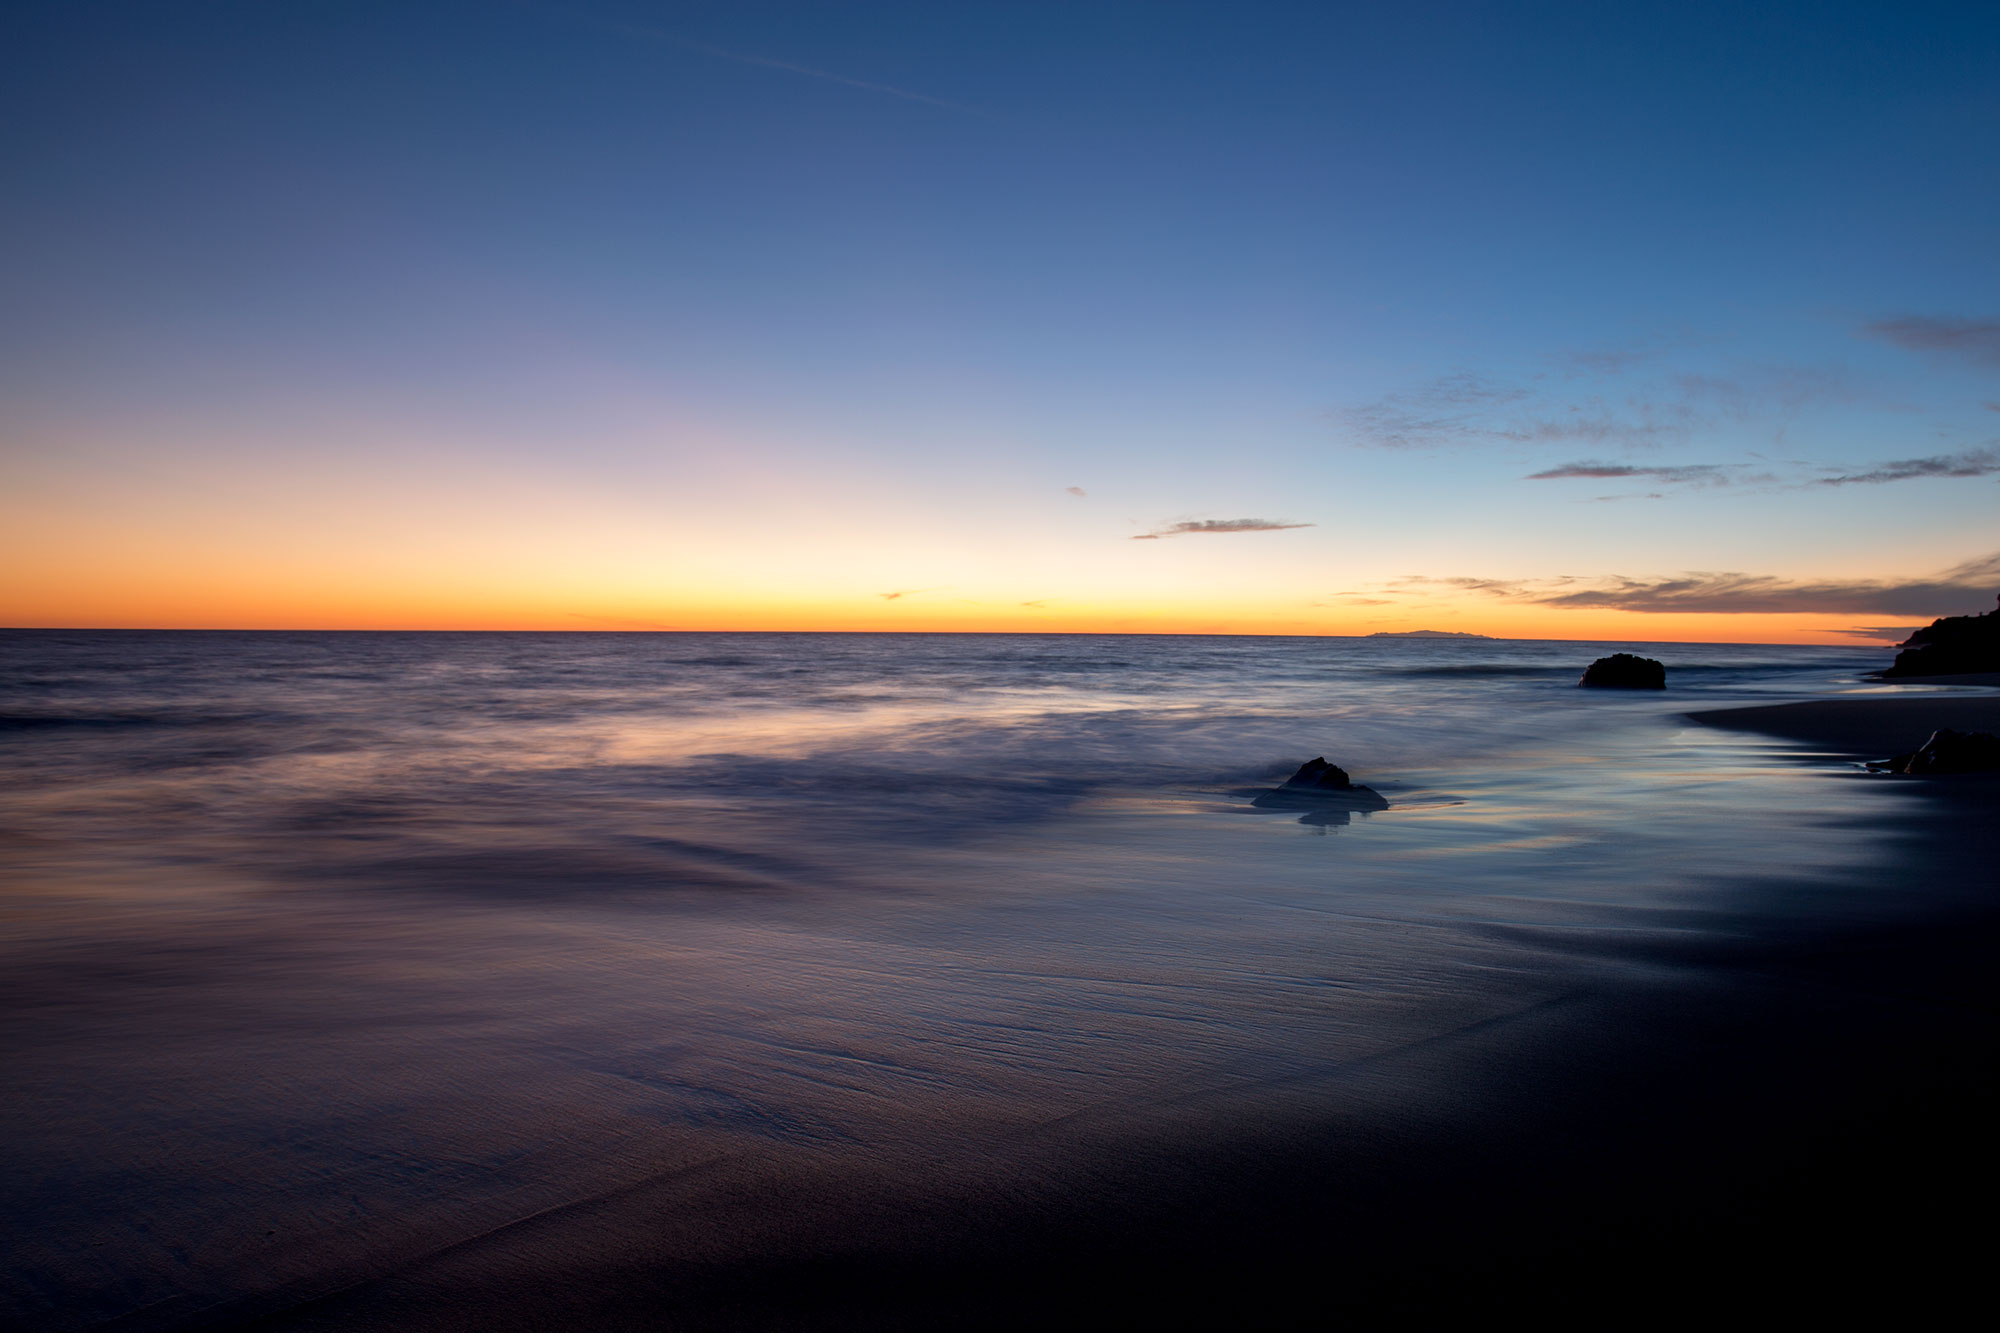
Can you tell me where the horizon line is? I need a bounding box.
[0,625,1904,647]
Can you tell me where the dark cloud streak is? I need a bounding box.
[1132,518,1314,540]
[1527,461,1730,484]
[1864,317,2000,371]
[1830,626,1924,643]
[1398,554,2000,617]
[1816,447,2000,486]
[1528,446,1998,491]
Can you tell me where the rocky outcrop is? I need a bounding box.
[1251,758,1389,814]
[1579,654,1665,689]
[1868,729,2000,775]
[1278,757,1358,790]
[1881,596,2000,678]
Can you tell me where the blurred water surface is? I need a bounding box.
[0,630,1964,1330]
[0,629,1909,893]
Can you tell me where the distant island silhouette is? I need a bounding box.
[1364,630,1493,639]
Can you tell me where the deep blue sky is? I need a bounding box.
[5,1,1997,635]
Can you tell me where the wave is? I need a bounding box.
[1384,666,1578,678]
[1381,661,1846,680]
[0,709,288,732]
[0,712,164,731]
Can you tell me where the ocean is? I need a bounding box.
[0,629,1982,1328]
[0,628,1914,893]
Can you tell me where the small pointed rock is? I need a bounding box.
[1282,756,1355,790]
[1253,758,1390,817]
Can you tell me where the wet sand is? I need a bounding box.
[225,702,2000,1331]
[1686,693,2000,758]
[243,947,2000,1330]
[10,688,1998,1332]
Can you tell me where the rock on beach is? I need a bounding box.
[1869,728,2000,775]
[1882,595,2000,679]
[1251,758,1389,814]
[1579,654,1666,689]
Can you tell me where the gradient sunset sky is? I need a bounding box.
[5,0,1997,640]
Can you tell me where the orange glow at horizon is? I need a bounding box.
[0,573,1907,646]
[0,432,1930,648]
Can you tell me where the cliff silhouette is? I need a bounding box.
[1881,595,2000,678]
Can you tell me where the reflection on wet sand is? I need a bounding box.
[1249,778,1392,830]
[4,631,1993,1329]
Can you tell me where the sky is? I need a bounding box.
[3,0,1997,641]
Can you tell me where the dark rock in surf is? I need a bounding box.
[1281,756,1358,790]
[1579,654,1665,689]
[1867,728,2000,776]
[1880,595,2000,679]
[1252,758,1389,814]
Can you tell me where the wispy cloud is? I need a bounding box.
[1065,486,1087,498]
[1344,358,1865,456]
[1864,316,2000,371]
[1830,625,1924,643]
[1527,461,1733,484]
[877,586,947,601]
[1392,553,2000,616]
[1527,445,1998,491]
[1389,575,1528,597]
[1525,574,1965,616]
[1816,446,2000,486]
[1556,331,1711,377]
[1132,518,1314,540]
[1563,345,1660,377]
[1341,373,1531,448]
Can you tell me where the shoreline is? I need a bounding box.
[231,705,2000,1331]
[12,670,1998,1332]
[1686,692,2000,758]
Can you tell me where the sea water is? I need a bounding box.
[0,630,1965,1328]
[0,629,1913,888]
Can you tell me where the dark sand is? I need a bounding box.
[9,694,1995,1332]
[221,697,2000,1332]
[1686,693,2000,758]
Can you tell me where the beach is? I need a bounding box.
[260,695,2000,1329]
[3,632,1996,1329]
[11,2,1998,1325]
[1687,690,2000,757]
